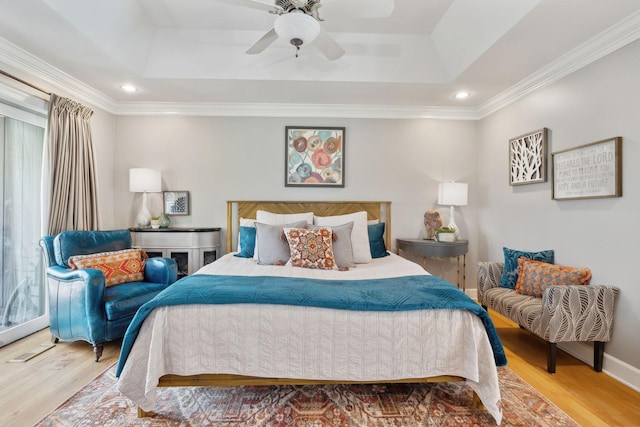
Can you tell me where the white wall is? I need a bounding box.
[477,39,640,370]
[113,116,479,285]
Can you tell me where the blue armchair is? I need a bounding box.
[40,229,178,361]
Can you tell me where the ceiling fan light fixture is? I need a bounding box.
[274,11,321,48]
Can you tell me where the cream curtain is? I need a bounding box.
[46,94,99,235]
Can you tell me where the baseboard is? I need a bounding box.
[558,342,640,392]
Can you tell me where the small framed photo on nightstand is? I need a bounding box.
[163,191,189,216]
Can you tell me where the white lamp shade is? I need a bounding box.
[274,11,320,45]
[438,182,468,206]
[129,168,161,193]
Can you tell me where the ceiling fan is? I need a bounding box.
[216,0,394,60]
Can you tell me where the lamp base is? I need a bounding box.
[136,192,151,228]
[447,205,459,237]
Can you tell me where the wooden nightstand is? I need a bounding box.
[129,227,221,278]
[396,238,468,291]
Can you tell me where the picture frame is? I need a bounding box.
[509,128,548,186]
[163,191,190,215]
[551,137,622,200]
[285,126,345,188]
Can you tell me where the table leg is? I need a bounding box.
[462,254,466,292]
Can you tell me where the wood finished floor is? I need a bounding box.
[0,309,638,426]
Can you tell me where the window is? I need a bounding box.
[0,79,48,347]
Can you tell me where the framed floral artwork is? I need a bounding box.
[285,126,345,187]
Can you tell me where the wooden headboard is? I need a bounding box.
[226,201,392,253]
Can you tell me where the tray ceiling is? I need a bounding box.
[0,0,639,117]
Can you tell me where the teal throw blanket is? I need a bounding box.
[116,274,506,376]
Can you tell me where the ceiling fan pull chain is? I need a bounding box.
[290,37,303,58]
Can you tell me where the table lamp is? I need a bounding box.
[129,168,161,227]
[437,182,468,235]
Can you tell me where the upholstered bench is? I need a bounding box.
[478,261,619,373]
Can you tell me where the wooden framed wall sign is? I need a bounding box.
[551,137,622,200]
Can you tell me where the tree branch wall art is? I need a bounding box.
[509,128,548,185]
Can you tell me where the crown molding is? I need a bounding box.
[1,10,639,120]
[477,9,640,119]
[113,101,480,120]
[0,38,118,113]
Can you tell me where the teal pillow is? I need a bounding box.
[234,226,256,258]
[368,223,389,259]
[499,247,554,289]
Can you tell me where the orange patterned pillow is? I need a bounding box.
[515,257,591,297]
[68,248,148,287]
[284,227,338,270]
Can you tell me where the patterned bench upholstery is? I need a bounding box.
[478,261,619,373]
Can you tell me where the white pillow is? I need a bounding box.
[256,210,314,225]
[240,218,256,227]
[254,210,314,260]
[314,211,372,264]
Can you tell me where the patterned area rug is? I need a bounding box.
[36,366,579,426]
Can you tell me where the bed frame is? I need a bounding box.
[139,200,481,417]
[225,200,393,252]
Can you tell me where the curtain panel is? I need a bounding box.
[46,94,99,235]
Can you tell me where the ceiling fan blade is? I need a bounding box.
[246,27,279,54]
[319,0,394,19]
[314,28,345,61]
[214,0,283,14]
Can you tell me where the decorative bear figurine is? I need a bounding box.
[424,210,442,240]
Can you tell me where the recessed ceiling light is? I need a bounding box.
[454,91,470,99]
[120,84,138,93]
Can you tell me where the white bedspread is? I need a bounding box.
[196,250,428,279]
[117,253,502,424]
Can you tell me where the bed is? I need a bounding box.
[116,201,506,424]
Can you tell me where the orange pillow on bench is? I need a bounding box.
[69,248,148,287]
[515,257,591,298]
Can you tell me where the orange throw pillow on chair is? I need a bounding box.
[69,248,147,287]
